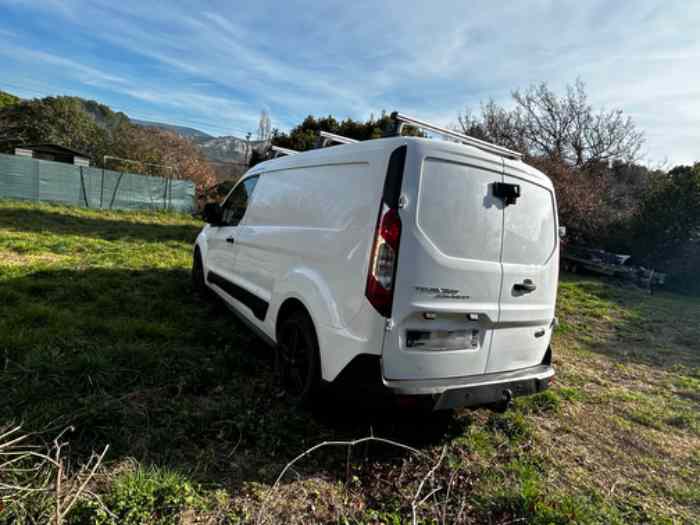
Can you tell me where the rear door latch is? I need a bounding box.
[493,182,521,205]
[513,279,537,293]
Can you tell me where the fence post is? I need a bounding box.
[33,159,40,201]
[79,166,90,208]
[100,166,105,209]
[109,171,125,210]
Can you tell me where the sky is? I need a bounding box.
[0,0,698,165]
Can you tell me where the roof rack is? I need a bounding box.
[318,130,359,147]
[270,145,298,158]
[390,111,522,161]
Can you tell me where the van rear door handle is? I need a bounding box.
[513,279,536,293]
[225,237,235,244]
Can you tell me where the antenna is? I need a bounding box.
[270,145,298,158]
[390,111,522,160]
[318,130,359,147]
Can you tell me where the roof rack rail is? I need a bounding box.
[270,145,298,158]
[318,130,359,147]
[390,111,522,160]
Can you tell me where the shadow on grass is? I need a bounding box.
[0,206,202,243]
[558,272,700,371]
[0,266,450,489]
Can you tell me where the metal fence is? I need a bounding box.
[0,153,195,212]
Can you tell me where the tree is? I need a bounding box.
[272,112,423,151]
[528,157,615,245]
[257,110,272,141]
[459,80,644,167]
[0,90,19,110]
[457,80,654,249]
[0,94,215,192]
[0,96,109,160]
[108,124,216,191]
[626,163,700,263]
[459,100,528,154]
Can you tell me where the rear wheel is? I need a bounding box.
[192,248,207,296]
[276,311,321,405]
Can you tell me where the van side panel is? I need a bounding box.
[233,158,388,380]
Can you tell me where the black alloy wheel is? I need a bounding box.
[277,311,320,404]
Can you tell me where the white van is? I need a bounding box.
[193,122,558,410]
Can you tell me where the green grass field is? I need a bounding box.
[0,200,698,524]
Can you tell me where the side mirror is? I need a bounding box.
[558,226,567,239]
[202,202,222,225]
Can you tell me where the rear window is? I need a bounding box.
[502,177,556,265]
[418,158,503,262]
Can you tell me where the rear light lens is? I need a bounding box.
[366,205,401,317]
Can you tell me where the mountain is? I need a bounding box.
[130,119,269,165]
[131,119,214,141]
[196,136,269,164]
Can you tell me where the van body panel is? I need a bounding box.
[222,147,393,381]
[315,301,386,381]
[236,161,380,330]
[265,280,385,381]
[381,142,506,381]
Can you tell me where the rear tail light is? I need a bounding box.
[366,205,401,317]
[366,145,407,318]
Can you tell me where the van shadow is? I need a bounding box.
[311,386,455,447]
[0,266,451,490]
[0,206,202,243]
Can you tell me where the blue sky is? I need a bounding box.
[0,0,698,165]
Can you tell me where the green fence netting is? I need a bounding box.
[0,153,195,212]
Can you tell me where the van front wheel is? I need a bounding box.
[277,311,320,405]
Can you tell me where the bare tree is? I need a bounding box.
[459,79,644,166]
[257,110,272,142]
[459,100,527,154]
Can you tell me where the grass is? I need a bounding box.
[0,199,698,524]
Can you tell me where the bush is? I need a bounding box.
[69,467,204,525]
[628,164,700,263]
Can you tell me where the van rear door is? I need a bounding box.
[486,160,558,373]
[381,145,505,381]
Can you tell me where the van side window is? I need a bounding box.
[221,176,259,226]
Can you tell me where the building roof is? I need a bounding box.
[19,143,90,159]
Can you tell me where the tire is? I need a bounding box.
[276,310,321,405]
[192,248,207,296]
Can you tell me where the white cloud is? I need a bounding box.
[0,45,127,86]
[1,0,699,163]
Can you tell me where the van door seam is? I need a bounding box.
[484,157,506,374]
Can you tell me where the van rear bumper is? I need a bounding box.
[382,364,555,410]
